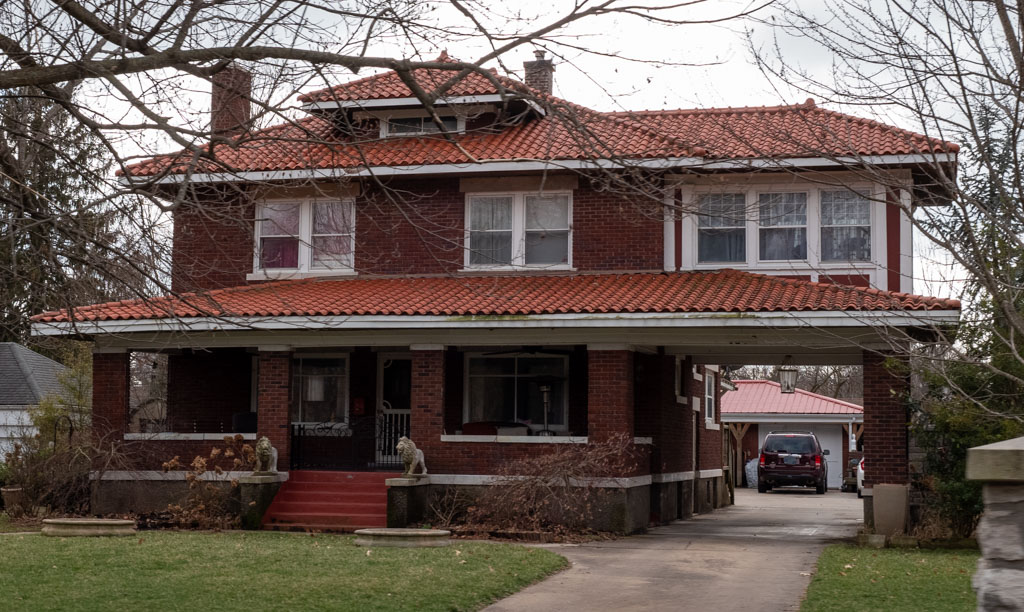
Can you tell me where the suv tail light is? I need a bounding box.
[759,454,765,467]
[814,455,822,467]
[860,458,865,470]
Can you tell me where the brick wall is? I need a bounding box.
[863,350,910,485]
[588,349,634,442]
[171,178,666,291]
[93,352,129,445]
[257,352,291,467]
[167,349,252,432]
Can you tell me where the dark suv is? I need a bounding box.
[757,431,829,494]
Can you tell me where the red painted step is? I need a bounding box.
[262,471,401,533]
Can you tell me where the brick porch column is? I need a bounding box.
[409,346,445,464]
[587,346,634,442]
[257,350,291,469]
[92,351,129,448]
[862,350,910,485]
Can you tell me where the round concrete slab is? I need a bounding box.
[353,528,451,547]
[42,518,137,537]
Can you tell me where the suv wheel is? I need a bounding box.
[816,481,826,495]
[758,480,768,493]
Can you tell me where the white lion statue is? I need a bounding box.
[396,436,427,477]
[254,436,278,473]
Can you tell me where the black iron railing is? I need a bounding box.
[290,413,408,471]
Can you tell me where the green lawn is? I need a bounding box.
[802,544,979,612]
[0,531,567,611]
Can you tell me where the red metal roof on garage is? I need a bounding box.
[722,380,864,415]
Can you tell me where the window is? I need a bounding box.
[466,192,571,267]
[291,357,348,424]
[704,372,716,422]
[383,115,460,137]
[465,354,568,431]
[697,193,746,263]
[255,199,354,273]
[821,190,871,262]
[759,192,807,261]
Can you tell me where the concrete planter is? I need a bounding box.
[353,528,451,547]
[41,518,137,537]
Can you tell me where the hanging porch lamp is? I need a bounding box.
[778,356,798,394]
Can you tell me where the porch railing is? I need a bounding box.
[290,413,408,471]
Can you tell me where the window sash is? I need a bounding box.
[291,357,348,424]
[697,194,746,263]
[758,193,807,261]
[465,354,569,430]
[820,191,871,262]
[386,116,459,136]
[704,375,715,421]
[466,193,572,268]
[256,200,355,272]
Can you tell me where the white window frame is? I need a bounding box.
[463,191,574,270]
[678,181,886,286]
[757,191,809,263]
[290,353,351,427]
[463,352,570,432]
[704,372,716,424]
[696,192,748,265]
[370,108,467,138]
[250,198,356,280]
[819,189,873,263]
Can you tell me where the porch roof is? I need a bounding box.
[33,269,959,328]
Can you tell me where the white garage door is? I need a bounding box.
[757,423,845,489]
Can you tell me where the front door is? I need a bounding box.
[376,355,412,466]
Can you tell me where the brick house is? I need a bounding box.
[32,53,959,533]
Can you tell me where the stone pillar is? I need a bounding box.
[587,347,635,442]
[92,351,130,446]
[256,351,291,469]
[409,346,445,468]
[967,436,1024,611]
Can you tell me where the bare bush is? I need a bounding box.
[466,434,639,534]
[160,435,256,529]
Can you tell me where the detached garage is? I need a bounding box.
[722,380,863,490]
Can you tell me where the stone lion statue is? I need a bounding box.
[396,436,427,477]
[254,436,278,473]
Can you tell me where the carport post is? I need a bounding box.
[861,350,911,534]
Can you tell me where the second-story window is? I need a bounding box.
[697,193,746,263]
[466,192,571,268]
[758,192,807,261]
[256,199,355,273]
[821,190,871,261]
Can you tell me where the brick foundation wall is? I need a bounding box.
[167,349,252,432]
[863,350,910,485]
[257,352,291,468]
[93,352,129,445]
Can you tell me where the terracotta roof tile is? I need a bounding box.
[722,380,864,415]
[32,269,960,324]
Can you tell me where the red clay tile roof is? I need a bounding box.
[722,380,863,415]
[122,61,957,178]
[32,269,960,324]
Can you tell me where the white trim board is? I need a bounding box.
[124,153,954,186]
[34,309,961,337]
[301,94,509,111]
[651,471,695,483]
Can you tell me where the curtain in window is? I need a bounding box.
[758,193,807,261]
[291,358,347,423]
[311,201,354,269]
[259,202,300,269]
[821,191,871,261]
[466,356,567,427]
[469,196,514,265]
[697,193,747,263]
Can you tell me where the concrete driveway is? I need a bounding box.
[486,487,862,612]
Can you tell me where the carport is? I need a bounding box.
[722,380,863,489]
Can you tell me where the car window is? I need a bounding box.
[763,436,815,454]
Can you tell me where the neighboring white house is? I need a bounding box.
[0,343,67,454]
[722,380,864,489]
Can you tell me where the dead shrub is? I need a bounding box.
[161,435,256,529]
[428,485,475,527]
[465,433,639,534]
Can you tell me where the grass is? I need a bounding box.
[801,544,979,612]
[0,512,39,533]
[0,531,567,611]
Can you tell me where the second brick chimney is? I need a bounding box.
[523,50,554,95]
[211,63,252,137]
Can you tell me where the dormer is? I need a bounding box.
[296,52,547,138]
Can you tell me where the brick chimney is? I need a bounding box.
[523,50,554,94]
[211,64,252,137]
